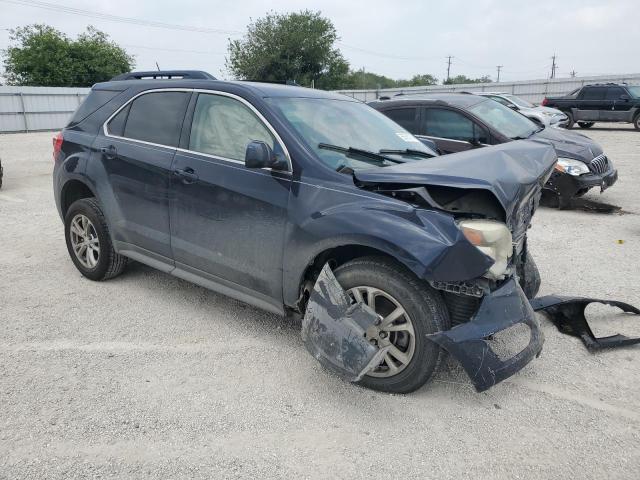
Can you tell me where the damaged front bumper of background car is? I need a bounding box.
[302,264,544,392]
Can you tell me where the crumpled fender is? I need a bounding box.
[530,296,640,350]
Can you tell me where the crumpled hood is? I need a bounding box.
[354,140,557,228]
[531,127,603,161]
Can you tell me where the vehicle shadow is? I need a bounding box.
[540,196,630,214]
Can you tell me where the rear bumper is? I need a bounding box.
[427,278,543,392]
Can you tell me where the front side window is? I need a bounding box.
[112,91,190,146]
[488,95,513,107]
[503,95,534,108]
[383,107,417,132]
[422,108,487,143]
[189,94,276,161]
[605,87,626,100]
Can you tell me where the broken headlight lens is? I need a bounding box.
[459,219,513,280]
[555,158,589,176]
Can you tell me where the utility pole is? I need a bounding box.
[550,54,557,79]
[361,67,366,89]
[496,65,503,83]
[446,56,453,83]
[570,70,577,78]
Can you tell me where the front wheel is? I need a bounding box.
[578,122,595,129]
[64,198,127,281]
[634,115,640,131]
[333,256,449,393]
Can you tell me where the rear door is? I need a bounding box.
[169,91,292,310]
[418,107,489,154]
[92,90,191,263]
[575,87,606,121]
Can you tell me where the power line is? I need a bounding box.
[0,0,243,35]
[122,44,226,56]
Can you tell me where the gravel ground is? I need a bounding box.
[1,125,639,479]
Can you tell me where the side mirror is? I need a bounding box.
[468,138,482,147]
[245,140,288,170]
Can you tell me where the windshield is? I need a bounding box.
[627,86,640,98]
[266,97,436,170]
[504,94,534,108]
[469,99,538,139]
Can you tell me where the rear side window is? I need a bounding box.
[109,91,190,147]
[188,93,276,161]
[488,95,512,107]
[68,89,121,126]
[581,87,606,100]
[383,108,417,133]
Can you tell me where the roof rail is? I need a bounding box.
[110,70,217,81]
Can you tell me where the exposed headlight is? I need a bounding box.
[459,219,513,280]
[555,158,590,176]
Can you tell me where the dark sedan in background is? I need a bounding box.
[369,93,618,208]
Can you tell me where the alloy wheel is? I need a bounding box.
[347,286,416,378]
[69,214,100,269]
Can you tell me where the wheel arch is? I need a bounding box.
[60,178,97,218]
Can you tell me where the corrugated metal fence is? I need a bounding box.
[335,73,640,104]
[0,86,90,133]
[1,73,640,132]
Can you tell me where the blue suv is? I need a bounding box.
[53,70,556,393]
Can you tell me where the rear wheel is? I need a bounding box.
[64,198,127,281]
[634,114,640,131]
[563,111,574,129]
[333,256,449,393]
[578,122,595,129]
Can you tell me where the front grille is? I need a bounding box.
[589,154,609,174]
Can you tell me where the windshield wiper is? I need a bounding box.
[318,143,404,165]
[378,148,435,159]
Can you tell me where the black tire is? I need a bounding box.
[563,111,574,129]
[64,198,127,281]
[634,114,640,131]
[0,158,3,189]
[333,256,449,394]
[517,251,541,300]
[578,122,595,129]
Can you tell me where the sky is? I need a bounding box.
[0,0,638,84]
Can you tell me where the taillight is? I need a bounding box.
[52,132,63,161]
[541,98,548,106]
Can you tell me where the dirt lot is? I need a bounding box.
[1,125,639,479]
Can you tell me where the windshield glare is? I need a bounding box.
[267,97,436,169]
[469,99,537,139]
[505,95,534,108]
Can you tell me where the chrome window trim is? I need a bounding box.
[102,87,293,173]
[416,134,489,147]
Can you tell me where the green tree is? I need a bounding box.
[3,24,133,87]
[227,10,349,88]
[396,74,439,87]
[443,74,492,85]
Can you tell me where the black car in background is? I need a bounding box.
[369,93,618,208]
[53,71,555,393]
[542,83,640,130]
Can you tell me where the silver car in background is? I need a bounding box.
[472,92,568,128]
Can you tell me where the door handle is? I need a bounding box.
[100,145,117,159]
[173,167,199,184]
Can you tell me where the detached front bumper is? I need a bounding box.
[546,166,618,199]
[427,278,544,392]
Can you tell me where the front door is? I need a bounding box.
[91,90,191,262]
[170,92,292,308]
[603,86,633,121]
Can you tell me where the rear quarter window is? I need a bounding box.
[67,89,122,126]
